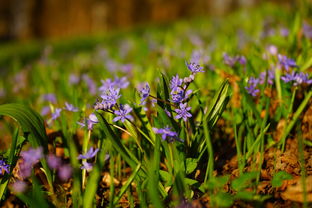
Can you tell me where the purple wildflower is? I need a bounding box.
[77,147,99,160]
[19,147,43,178]
[99,79,115,92]
[281,71,312,86]
[278,54,298,71]
[259,70,275,85]
[174,103,192,121]
[223,53,236,67]
[303,22,312,38]
[21,147,43,165]
[51,108,62,120]
[47,154,62,169]
[113,104,133,123]
[138,83,150,104]
[266,45,278,56]
[223,53,246,67]
[171,88,192,104]
[0,159,10,175]
[105,60,119,72]
[81,161,93,172]
[153,126,180,142]
[279,28,289,37]
[58,164,72,181]
[82,74,97,95]
[113,76,129,89]
[43,93,56,104]
[170,75,183,91]
[101,87,121,108]
[12,180,27,193]
[120,63,133,73]
[185,61,204,74]
[77,113,99,130]
[41,106,50,116]
[69,74,80,85]
[245,77,260,97]
[64,102,79,112]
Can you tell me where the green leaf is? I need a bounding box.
[213,192,234,208]
[272,171,293,188]
[204,80,230,128]
[0,103,48,148]
[231,172,258,191]
[95,112,138,169]
[205,175,230,191]
[185,158,197,174]
[234,191,254,201]
[0,103,53,193]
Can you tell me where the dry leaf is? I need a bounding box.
[281,175,312,202]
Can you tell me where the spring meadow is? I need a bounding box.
[0,2,312,208]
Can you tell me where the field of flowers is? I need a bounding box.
[0,2,312,207]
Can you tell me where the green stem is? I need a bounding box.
[280,90,312,151]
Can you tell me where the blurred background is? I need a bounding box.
[0,0,295,41]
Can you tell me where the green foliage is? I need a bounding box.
[271,171,293,188]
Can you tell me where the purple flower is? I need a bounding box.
[69,74,80,85]
[170,88,192,104]
[99,77,129,92]
[77,113,99,130]
[185,61,204,74]
[21,147,43,165]
[100,87,121,108]
[58,164,72,181]
[64,102,79,112]
[113,76,129,89]
[281,71,312,86]
[43,93,56,104]
[47,154,62,169]
[245,77,260,97]
[41,106,50,116]
[266,45,278,55]
[259,70,275,85]
[138,83,150,104]
[82,74,97,95]
[81,161,93,172]
[0,159,10,175]
[113,104,133,123]
[51,108,62,120]
[223,53,236,67]
[170,75,183,91]
[19,147,43,178]
[223,53,246,67]
[174,103,192,121]
[280,28,289,37]
[303,22,312,38]
[99,79,115,92]
[120,64,133,73]
[190,49,210,64]
[12,180,27,193]
[278,54,298,71]
[105,60,119,72]
[77,147,99,160]
[153,126,180,142]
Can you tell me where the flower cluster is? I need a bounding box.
[77,147,100,172]
[47,154,72,181]
[278,54,298,71]
[77,113,99,130]
[281,71,312,86]
[19,147,43,178]
[245,77,260,97]
[153,126,181,142]
[223,53,246,67]
[0,159,10,175]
